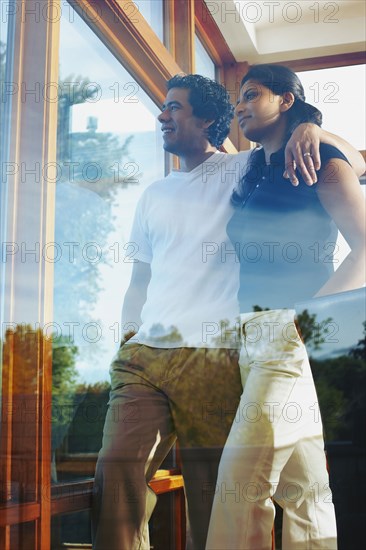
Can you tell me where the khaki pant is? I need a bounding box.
[206,309,337,550]
[92,344,242,550]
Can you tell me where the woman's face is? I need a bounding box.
[235,80,285,143]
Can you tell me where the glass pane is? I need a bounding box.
[195,34,216,80]
[0,0,11,87]
[0,0,12,321]
[0,0,10,99]
[52,5,164,483]
[136,0,164,42]
[50,491,182,548]
[297,65,365,267]
[0,0,13,495]
[52,510,92,548]
[297,66,366,548]
[297,65,365,151]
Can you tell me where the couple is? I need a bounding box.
[92,66,365,549]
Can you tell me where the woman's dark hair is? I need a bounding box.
[167,74,234,148]
[232,64,323,206]
[240,64,322,133]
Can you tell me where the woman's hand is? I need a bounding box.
[284,124,322,186]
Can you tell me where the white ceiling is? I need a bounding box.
[206,0,366,63]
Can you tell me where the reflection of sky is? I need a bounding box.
[59,11,125,97]
[71,99,158,134]
[55,154,164,384]
[296,288,366,360]
[135,0,164,42]
[72,132,164,383]
[59,8,163,111]
[0,1,9,46]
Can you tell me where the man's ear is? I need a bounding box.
[280,92,295,112]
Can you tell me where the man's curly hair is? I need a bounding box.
[166,74,234,148]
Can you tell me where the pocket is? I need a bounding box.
[109,343,147,384]
[241,309,307,377]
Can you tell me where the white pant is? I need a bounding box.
[206,309,337,550]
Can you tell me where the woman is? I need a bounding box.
[206,64,365,550]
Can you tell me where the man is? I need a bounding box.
[92,74,364,550]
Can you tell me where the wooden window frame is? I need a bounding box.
[0,0,60,547]
[277,51,365,73]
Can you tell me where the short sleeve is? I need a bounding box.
[318,143,351,168]
[129,192,152,263]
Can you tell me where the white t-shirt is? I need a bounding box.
[127,151,250,348]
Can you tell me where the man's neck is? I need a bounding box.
[179,146,218,172]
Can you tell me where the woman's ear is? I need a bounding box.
[280,92,295,112]
[202,119,215,129]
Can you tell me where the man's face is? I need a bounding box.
[158,87,209,156]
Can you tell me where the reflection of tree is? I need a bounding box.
[146,324,185,345]
[51,335,80,481]
[64,381,111,454]
[296,308,333,350]
[1,325,47,393]
[57,75,139,198]
[311,351,365,444]
[349,321,366,360]
[295,317,366,443]
[2,316,364,486]
[54,75,140,349]
[212,308,366,444]
[53,335,79,395]
[0,326,47,500]
[0,326,91,482]
[253,305,333,350]
[52,336,79,448]
[0,326,79,441]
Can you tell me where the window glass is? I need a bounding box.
[51,491,182,548]
[136,0,164,42]
[195,34,216,80]
[52,5,164,484]
[295,65,366,538]
[0,0,12,420]
[0,0,10,77]
[52,511,92,548]
[297,65,365,151]
[297,65,366,266]
[0,0,11,239]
